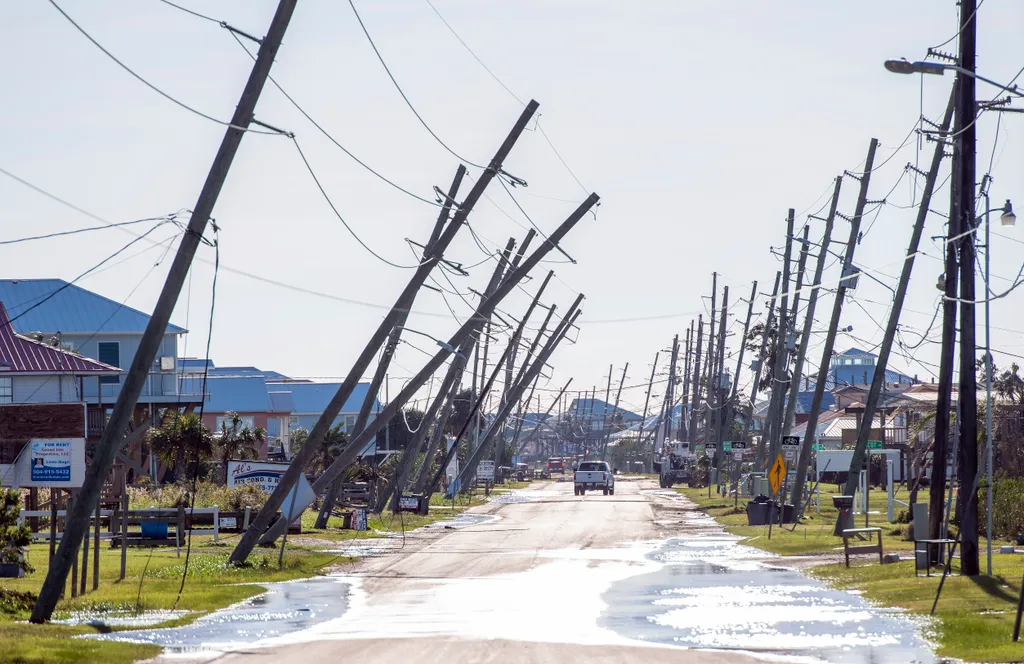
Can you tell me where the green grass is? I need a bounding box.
[0,538,340,664]
[676,487,918,556]
[812,557,1024,663]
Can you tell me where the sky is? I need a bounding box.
[1,0,1022,419]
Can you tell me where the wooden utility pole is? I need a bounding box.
[602,363,628,460]
[687,317,704,445]
[840,97,954,536]
[600,364,613,456]
[703,275,718,447]
[765,210,796,468]
[712,286,729,480]
[784,179,841,443]
[33,0,301,622]
[751,272,782,466]
[639,352,659,464]
[231,99,546,563]
[457,298,584,485]
[515,379,572,458]
[316,166,466,528]
[785,176,841,506]
[788,140,879,512]
[955,0,980,576]
[665,334,680,441]
[780,224,811,434]
[679,324,692,440]
[722,282,756,448]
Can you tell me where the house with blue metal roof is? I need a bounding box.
[0,279,202,412]
[828,347,917,387]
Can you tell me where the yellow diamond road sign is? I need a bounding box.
[769,454,787,496]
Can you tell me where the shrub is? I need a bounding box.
[984,476,1024,541]
[0,489,33,573]
[128,480,267,512]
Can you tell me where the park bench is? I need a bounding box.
[841,526,884,567]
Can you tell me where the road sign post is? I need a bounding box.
[768,454,787,540]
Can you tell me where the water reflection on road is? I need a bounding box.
[602,512,939,663]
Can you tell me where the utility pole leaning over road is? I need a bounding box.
[317,166,467,528]
[229,100,545,563]
[765,211,796,468]
[954,0,981,577]
[840,97,954,534]
[246,193,599,554]
[32,0,301,623]
[600,364,613,457]
[665,334,680,442]
[790,139,880,512]
[723,282,756,448]
[750,272,781,464]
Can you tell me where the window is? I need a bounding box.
[217,415,256,433]
[0,377,11,403]
[97,342,120,384]
[343,415,356,433]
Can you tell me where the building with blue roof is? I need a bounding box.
[0,278,200,408]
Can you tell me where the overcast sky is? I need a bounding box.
[1,1,1022,417]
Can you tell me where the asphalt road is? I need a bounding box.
[213,479,761,664]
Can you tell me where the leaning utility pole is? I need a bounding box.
[765,210,796,468]
[602,363,628,459]
[703,274,718,447]
[457,298,584,486]
[780,224,811,434]
[687,316,704,445]
[316,165,467,528]
[31,0,300,623]
[785,176,840,506]
[784,181,840,441]
[723,282,756,447]
[751,272,782,466]
[790,139,879,512]
[712,286,730,481]
[600,364,613,455]
[229,100,545,564]
[639,352,659,461]
[515,379,572,458]
[379,238,516,512]
[955,0,980,576]
[249,195,599,550]
[841,99,954,535]
[679,324,693,440]
[665,334,680,441]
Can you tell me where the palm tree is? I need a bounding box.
[315,424,349,475]
[217,412,266,483]
[148,413,214,481]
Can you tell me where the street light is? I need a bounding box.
[982,195,1014,576]
[884,59,1024,98]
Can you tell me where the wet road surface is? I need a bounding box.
[121,480,935,663]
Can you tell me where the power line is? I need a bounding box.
[154,0,222,25]
[291,137,426,270]
[228,32,444,209]
[345,0,485,169]
[47,0,280,134]
[0,215,181,246]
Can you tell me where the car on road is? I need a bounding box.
[546,457,566,474]
[574,461,615,496]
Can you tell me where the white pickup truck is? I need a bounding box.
[574,461,615,496]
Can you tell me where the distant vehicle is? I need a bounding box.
[574,460,615,496]
[546,457,565,474]
[653,441,693,488]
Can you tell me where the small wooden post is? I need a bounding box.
[28,488,39,532]
[93,498,100,591]
[120,475,128,580]
[243,505,251,531]
[80,501,90,595]
[213,504,219,543]
[48,495,58,562]
[176,504,185,558]
[69,492,78,598]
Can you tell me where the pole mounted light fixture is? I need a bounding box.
[1000,200,1016,227]
[885,59,1023,98]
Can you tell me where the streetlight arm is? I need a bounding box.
[884,59,1023,98]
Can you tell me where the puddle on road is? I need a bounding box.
[86,577,351,656]
[601,531,940,663]
[54,609,191,629]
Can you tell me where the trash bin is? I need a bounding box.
[140,522,168,539]
[746,495,771,525]
[780,502,796,524]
